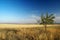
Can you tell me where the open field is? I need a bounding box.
[0,24,60,29]
[0,24,60,40]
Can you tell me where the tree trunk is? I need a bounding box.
[45,24,47,33]
[44,24,48,40]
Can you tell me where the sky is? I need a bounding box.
[0,0,60,23]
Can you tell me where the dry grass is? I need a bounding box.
[0,24,60,40]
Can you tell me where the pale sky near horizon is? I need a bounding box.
[0,0,60,23]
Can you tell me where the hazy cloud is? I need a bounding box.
[0,15,60,23]
[28,15,60,23]
[55,16,60,23]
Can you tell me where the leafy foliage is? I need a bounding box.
[41,13,55,24]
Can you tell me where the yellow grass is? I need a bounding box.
[0,24,60,40]
[0,24,60,29]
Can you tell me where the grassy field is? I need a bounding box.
[0,24,60,40]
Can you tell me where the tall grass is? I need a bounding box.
[0,27,60,40]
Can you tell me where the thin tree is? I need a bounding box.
[40,12,55,40]
[41,12,55,32]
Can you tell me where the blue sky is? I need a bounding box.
[0,0,60,23]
